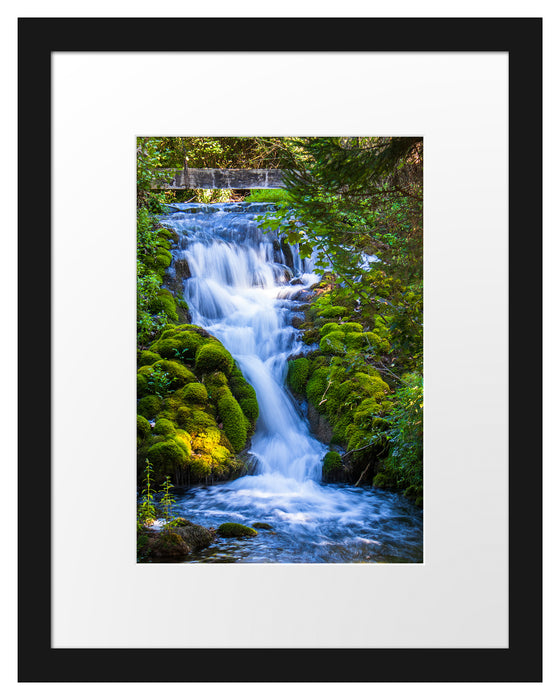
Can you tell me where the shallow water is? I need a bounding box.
[157,202,423,563]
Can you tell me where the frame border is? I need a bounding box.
[18,16,542,682]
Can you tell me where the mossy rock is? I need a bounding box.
[340,322,363,334]
[317,305,347,319]
[373,471,396,489]
[177,406,217,433]
[195,342,234,375]
[138,350,162,366]
[149,337,182,359]
[287,357,310,395]
[153,418,175,436]
[252,522,274,530]
[238,395,259,425]
[173,331,210,357]
[319,331,346,355]
[217,391,248,453]
[137,373,148,397]
[181,382,208,405]
[217,522,258,538]
[137,415,151,441]
[306,367,330,409]
[319,322,340,337]
[146,439,189,472]
[322,450,342,474]
[137,395,162,419]
[153,360,196,389]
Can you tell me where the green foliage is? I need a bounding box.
[217,522,258,538]
[195,342,234,375]
[244,188,292,204]
[287,357,311,395]
[145,364,172,398]
[383,373,423,497]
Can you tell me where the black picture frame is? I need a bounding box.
[18,17,542,683]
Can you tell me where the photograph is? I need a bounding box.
[136,136,424,564]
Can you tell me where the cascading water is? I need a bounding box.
[158,202,422,563]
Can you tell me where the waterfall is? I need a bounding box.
[161,202,326,482]
[156,202,423,563]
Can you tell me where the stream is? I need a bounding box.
[157,202,423,563]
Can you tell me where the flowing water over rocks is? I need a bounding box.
[158,202,422,563]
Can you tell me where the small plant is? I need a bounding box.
[146,365,172,398]
[160,475,176,531]
[137,459,157,531]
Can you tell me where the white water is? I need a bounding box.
[158,202,422,563]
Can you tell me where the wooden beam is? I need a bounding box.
[152,168,285,190]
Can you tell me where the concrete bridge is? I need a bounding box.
[152,168,285,190]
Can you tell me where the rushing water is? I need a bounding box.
[157,202,422,563]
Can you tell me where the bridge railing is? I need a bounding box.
[152,168,285,190]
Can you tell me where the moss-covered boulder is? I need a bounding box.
[217,522,258,538]
[153,418,175,436]
[195,342,234,375]
[146,438,190,473]
[181,382,208,405]
[153,360,195,389]
[217,391,248,452]
[137,350,162,366]
[137,415,151,442]
[287,357,310,395]
[137,395,163,419]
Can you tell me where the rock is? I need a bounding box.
[252,522,274,530]
[175,523,215,551]
[217,522,258,538]
[141,522,214,562]
[291,315,305,329]
[308,403,333,444]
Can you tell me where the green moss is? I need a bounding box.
[287,357,310,395]
[238,396,259,424]
[137,395,162,419]
[154,250,172,273]
[137,373,148,397]
[153,418,175,436]
[340,322,363,334]
[177,407,217,433]
[146,439,188,473]
[323,451,342,474]
[319,331,346,355]
[150,289,178,322]
[173,430,192,456]
[217,391,248,453]
[206,371,229,395]
[149,337,181,359]
[174,331,209,356]
[181,382,208,405]
[217,522,258,538]
[137,415,151,441]
[153,360,196,389]
[319,322,340,337]
[317,305,347,319]
[306,367,330,409]
[138,350,162,366]
[252,522,274,530]
[195,342,234,375]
